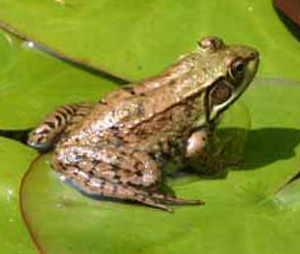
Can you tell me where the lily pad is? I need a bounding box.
[0,31,118,129]
[1,0,300,254]
[0,138,37,254]
[0,0,300,81]
[0,29,117,254]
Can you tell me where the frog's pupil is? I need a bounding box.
[236,63,245,73]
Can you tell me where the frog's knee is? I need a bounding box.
[132,151,161,187]
[136,170,159,187]
[27,127,56,152]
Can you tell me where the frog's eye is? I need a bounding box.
[229,58,246,79]
[210,80,232,105]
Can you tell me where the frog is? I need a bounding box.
[27,36,259,212]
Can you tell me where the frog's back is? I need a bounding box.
[63,67,204,148]
[59,55,200,145]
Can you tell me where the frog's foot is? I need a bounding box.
[151,193,205,206]
[143,194,204,211]
[140,194,204,212]
[135,191,204,211]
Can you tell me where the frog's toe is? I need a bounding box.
[150,192,205,206]
[162,196,205,206]
[142,201,174,212]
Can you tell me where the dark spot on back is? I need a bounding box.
[169,80,176,86]
[110,163,119,171]
[136,171,143,177]
[113,174,121,182]
[123,86,136,95]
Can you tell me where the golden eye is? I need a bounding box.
[230,59,246,79]
[211,80,232,105]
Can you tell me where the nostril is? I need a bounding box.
[249,50,259,60]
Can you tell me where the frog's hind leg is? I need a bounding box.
[61,169,174,212]
[27,103,93,152]
[54,145,204,211]
[61,168,203,212]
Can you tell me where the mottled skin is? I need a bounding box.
[28,37,259,211]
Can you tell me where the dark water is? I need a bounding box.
[0,128,32,146]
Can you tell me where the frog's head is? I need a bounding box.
[195,36,259,123]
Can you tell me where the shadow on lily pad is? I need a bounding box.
[222,127,300,170]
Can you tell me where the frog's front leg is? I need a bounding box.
[185,128,209,159]
[27,103,94,151]
[53,144,203,211]
[185,126,227,174]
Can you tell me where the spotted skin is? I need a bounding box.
[28,37,259,211]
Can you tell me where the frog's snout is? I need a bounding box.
[249,50,259,61]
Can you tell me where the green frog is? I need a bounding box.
[27,36,259,211]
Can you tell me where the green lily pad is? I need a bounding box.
[0,29,117,254]
[0,0,299,81]
[1,0,300,254]
[0,30,118,129]
[0,138,37,254]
